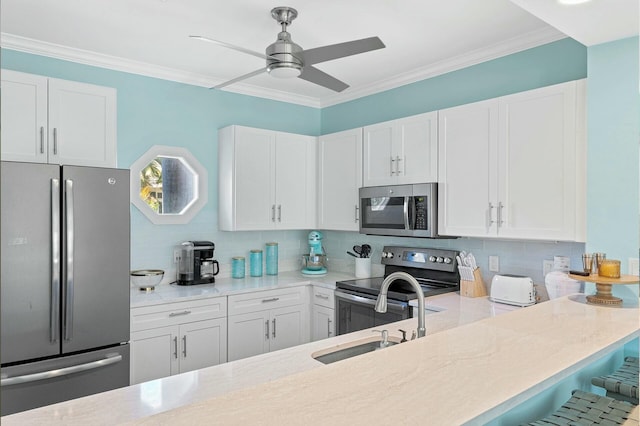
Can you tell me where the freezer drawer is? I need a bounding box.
[0,344,130,416]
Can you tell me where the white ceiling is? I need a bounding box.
[0,0,636,107]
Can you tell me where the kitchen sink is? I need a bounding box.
[312,335,402,365]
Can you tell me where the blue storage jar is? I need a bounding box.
[266,242,278,275]
[231,257,245,279]
[250,250,263,277]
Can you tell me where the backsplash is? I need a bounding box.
[321,230,585,285]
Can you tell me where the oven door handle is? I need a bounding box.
[335,291,408,311]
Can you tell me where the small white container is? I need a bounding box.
[355,258,371,278]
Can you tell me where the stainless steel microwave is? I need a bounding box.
[359,183,439,238]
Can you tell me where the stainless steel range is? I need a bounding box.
[335,246,459,335]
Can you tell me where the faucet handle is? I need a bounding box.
[411,330,417,341]
[398,329,407,343]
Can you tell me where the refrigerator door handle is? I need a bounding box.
[0,354,123,386]
[64,179,75,341]
[51,179,61,343]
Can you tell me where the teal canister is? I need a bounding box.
[266,242,278,275]
[231,257,245,279]
[250,250,263,277]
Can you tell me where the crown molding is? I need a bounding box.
[2,27,566,109]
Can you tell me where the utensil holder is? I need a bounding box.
[355,257,371,278]
[460,268,487,298]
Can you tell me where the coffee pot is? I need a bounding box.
[176,241,219,285]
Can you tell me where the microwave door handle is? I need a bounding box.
[403,196,410,230]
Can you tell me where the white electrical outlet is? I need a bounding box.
[629,258,640,276]
[489,256,499,272]
[543,260,554,276]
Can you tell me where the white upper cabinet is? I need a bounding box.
[317,128,362,231]
[219,125,316,231]
[363,111,438,186]
[1,70,117,167]
[438,80,586,241]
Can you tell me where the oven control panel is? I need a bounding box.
[380,246,458,272]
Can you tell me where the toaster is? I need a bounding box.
[490,274,536,307]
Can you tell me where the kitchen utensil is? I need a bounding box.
[361,244,371,258]
[131,269,164,291]
[353,245,363,256]
[346,251,359,258]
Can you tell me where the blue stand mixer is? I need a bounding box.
[301,231,327,276]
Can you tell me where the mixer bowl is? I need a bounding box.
[131,269,164,291]
[302,254,327,271]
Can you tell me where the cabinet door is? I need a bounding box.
[227,311,270,362]
[395,112,438,184]
[497,81,581,240]
[312,305,334,341]
[48,78,116,167]
[275,132,316,229]
[438,99,499,237]
[179,318,227,374]
[363,122,395,186]
[269,305,305,352]
[317,129,362,231]
[232,126,276,230]
[130,326,179,385]
[1,70,48,163]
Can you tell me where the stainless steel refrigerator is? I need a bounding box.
[0,161,131,416]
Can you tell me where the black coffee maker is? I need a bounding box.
[176,241,219,285]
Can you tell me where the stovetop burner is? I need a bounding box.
[336,246,460,302]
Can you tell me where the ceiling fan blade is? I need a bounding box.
[190,35,269,60]
[300,36,385,66]
[298,66,349,92]
[213,68,268,90]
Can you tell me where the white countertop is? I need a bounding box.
[4,293,638,425]
[130,270,354,308]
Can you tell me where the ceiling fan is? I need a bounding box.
[190,6,385,92]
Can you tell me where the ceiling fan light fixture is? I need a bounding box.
[267,63,302,78]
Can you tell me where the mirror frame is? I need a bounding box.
[130,145,208,225]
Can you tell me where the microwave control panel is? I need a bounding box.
[414,197,427,230]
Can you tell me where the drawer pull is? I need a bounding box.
[315,294,329,299]
[169,310,192,317]
[261,297,279,303]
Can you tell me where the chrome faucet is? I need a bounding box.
[375,271,426,338]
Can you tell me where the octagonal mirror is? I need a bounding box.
[130,146,207,225]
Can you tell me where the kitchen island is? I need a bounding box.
[3,292,638,425]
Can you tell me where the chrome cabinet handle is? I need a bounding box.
[396,156,403,175]
[390,157,396,176]
[262,297,279,303]
[182,335,187,357]
[265,320,269,340]
[272,318,276,338]
[355,205,359,222]
[271,205,276,222]
[53,128,58,155]
[0,354,123,386]
[40,126,45,154]
[173,336,178,359]
[50,179,60,343]
[488,202,496,227]
[497,202,504,227]
[327,318,333,336]
[64,179,74,341]
[277,205,282,222]
[169,310,191,317]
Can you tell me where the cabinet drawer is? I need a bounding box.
[131,297,227,332]
[228,287,305,316]
[312,286,334,309]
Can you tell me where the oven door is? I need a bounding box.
[335,290,411,336]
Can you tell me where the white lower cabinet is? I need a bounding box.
[130,297,227,385]
[227,287,309,362]
[311,287,335,341]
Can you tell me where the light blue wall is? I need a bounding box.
[586,37,639,298]
[321,38,587,133]
[1,49,321,276]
